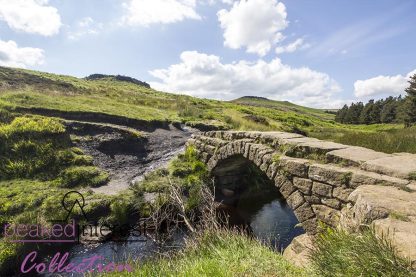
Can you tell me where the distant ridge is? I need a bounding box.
[237,96,270,101]
[85,74,150,88]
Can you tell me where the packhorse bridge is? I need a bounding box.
[188,131,416,267]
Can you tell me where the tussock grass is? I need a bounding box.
[0,115,106,180]
[310,228,415,277]
[58,166,109,188]
[311,125,416,153]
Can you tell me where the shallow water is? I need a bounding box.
[37,192,302,276]
[41,232,185,277]
[226,188,304,251]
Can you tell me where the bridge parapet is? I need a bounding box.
[188,131,416,267]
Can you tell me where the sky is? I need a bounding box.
[0,0,415,108]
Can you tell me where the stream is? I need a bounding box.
[32,123,303,276]
[38,186,303,276]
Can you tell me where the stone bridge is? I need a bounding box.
[188,131,416,267]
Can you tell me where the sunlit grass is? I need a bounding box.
[310,228,415,277]
[104,229,313,277]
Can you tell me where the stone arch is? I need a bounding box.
[206,141,318,234]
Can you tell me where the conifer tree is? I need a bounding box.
[335,105,348,123]
[405,74,416,127]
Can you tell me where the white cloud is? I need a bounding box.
[67,17,103,40]
[354,69,416,98]
[275,38,310,54]
[0,0,61,36]
[121,0,201,26]
[149,51,342,108]
[0,39,44,68]
[217,0,288,56]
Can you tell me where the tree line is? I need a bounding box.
[335,74,416,126]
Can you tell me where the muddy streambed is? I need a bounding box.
[67,120,195,194]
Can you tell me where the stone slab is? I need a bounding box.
[361,153,416,179]
[309,163,353,187]
[326,147,392,166]
[347,185,416,225]
[350,170,409,189]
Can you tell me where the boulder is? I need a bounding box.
[283,234,314,267]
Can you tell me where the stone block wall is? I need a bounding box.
[188,131,416,243]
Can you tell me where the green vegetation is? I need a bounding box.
[0,114,133,273]
[104,223,414,277]
[310,125,416,153]
[405,74,416,126]
[108,229,312,277]
[335,73,416,127]
[132,146,208,216]
[2,66,416,153]
[58,166,109,188]
[335,96,406,125]
[0,116,96,180]
[310,228,415,277]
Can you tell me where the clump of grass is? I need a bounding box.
[0,115,95,179]
[58,166,109,188]
[106,229,312,277]
[132,146,209,215]
[272,153,281,162]
[389,212,411,222]
[135,168,170,193]
[169,146,208,187]
[310,227,414,277]
[408,172,416,180]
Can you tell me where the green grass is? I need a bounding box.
[232,96,335,121]
[310,125,416,153]
[58,166,109,188]
[0,114,132,271]
[310,227,415,277]
[105,229,312,277]
[3,66,416,153]
[132,146,208,215]
[99,225,415,277]
[0,115,106,180]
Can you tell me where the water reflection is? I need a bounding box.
[224,187,304,252]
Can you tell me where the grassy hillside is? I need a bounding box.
[0,66,415,153]
[0,66,335,130]
[232,96,335,121]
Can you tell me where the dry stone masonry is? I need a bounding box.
[187,131,416,268]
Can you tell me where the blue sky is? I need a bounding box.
[0,0,415,108]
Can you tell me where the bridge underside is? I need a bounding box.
[212,154,281,206]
